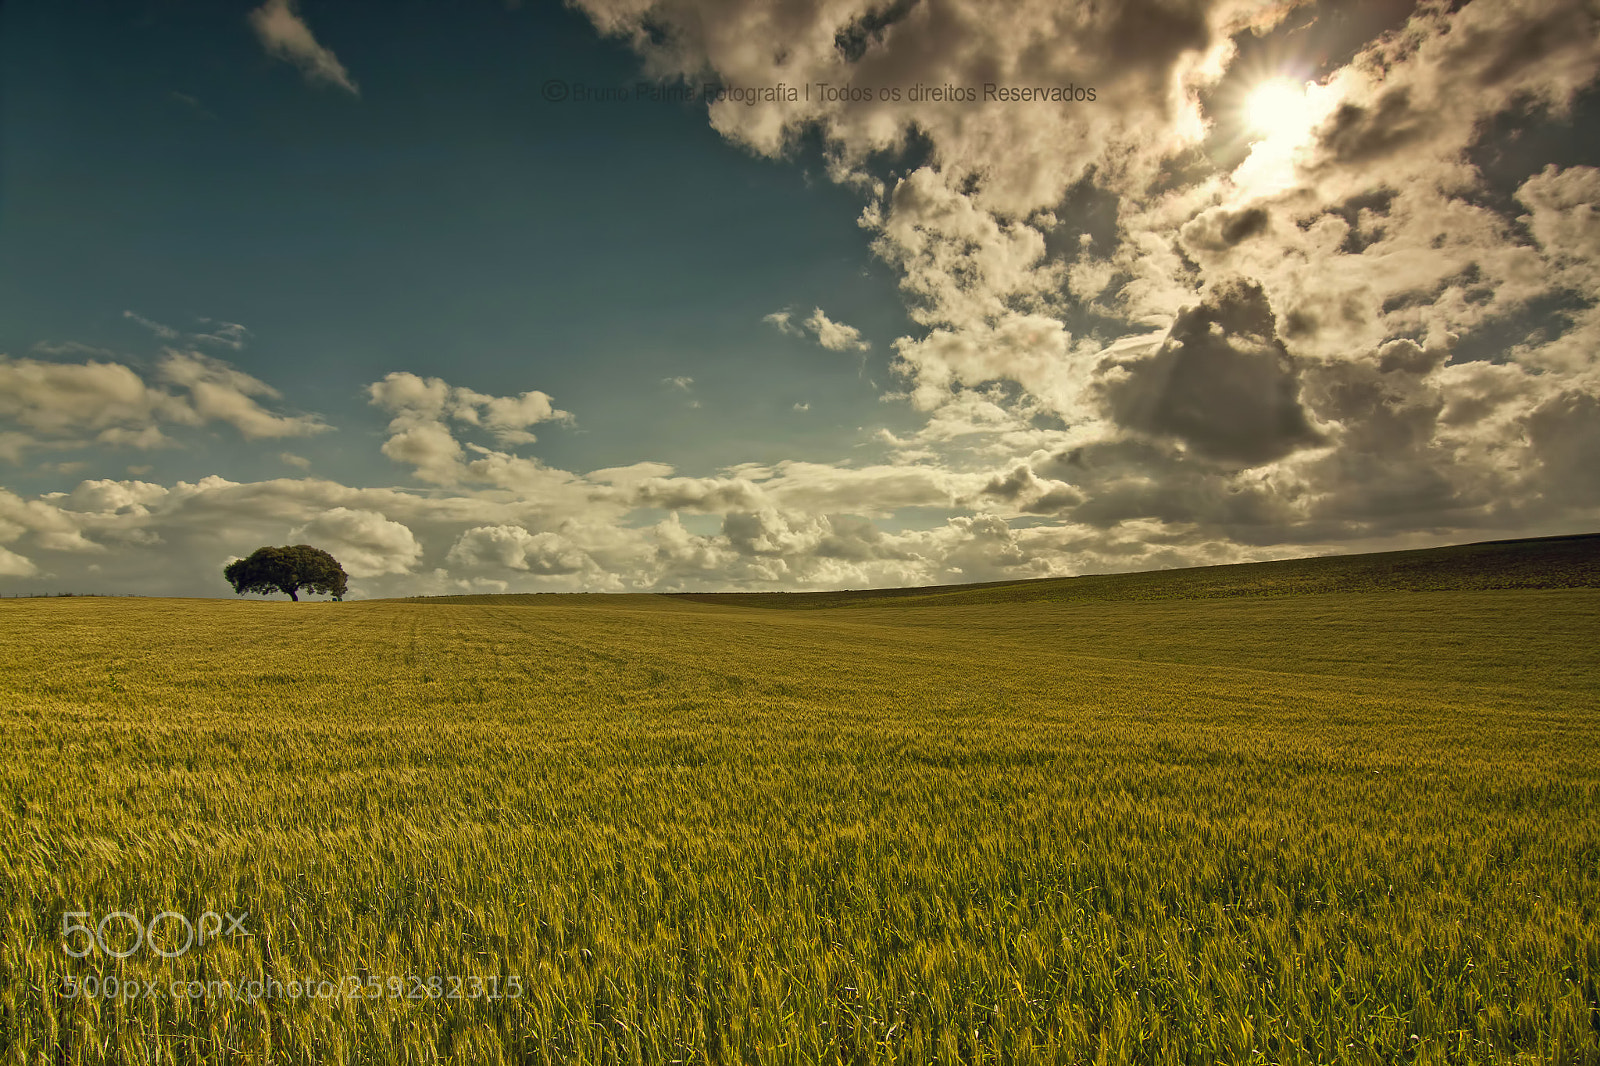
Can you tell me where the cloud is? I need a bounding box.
[766,308,870,350]
[192,320,251,350]
[625,474,765,513]
[248,0,360,96]
[0,345,331,462]
[280,452,311,470]
[1525,390,1600,506]
[158,351,330,440]
[61,480,171,516]
[0,411,1592,599]
[289,507,423,577]
[446,525,593,575]
[584,461,676,486]
[1098,278,1326,466]
[122,310,178,340]
[660,376,701,408]
[863,166,1064,333]
[804,308,871,352]
[1179,205,1270,253]
[369,372,571,442]
[573,0,1244,211]
[0,355,188,444]
[455,388,571,445]
[764,310,802,336]
[1517,164,1600,299]
[1303,0,1599,185]
[367,372,574,483]
[978,462,1083,514]
[889,312,1090,414]
[125,312,256,352]
[169,91,216,119]
[0,458,988,595]
[380,420,465,486]
[0,545,37,577]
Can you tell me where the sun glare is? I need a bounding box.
[1231,75,1339,196]
[1244,78,1316,144]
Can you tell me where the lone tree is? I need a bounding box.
[224,544,348,602]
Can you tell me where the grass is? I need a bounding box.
[1,538,1598,1063]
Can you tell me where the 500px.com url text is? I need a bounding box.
[61,974,525,1002]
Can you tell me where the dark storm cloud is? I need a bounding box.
[978,463,1084,513]
[1099,279,1326,466]
[1294,343,1474,528]
[1036,436,1307,542]
[1180,205,1271,251]
[1100,0,1214,95]
[1316,86,1429,166]
[1525,390,1600,504]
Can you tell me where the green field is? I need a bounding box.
[2,539,1599,1063]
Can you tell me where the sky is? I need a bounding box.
[1,0,1597,598]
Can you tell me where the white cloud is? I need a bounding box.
[4,312,330,464]
[158,351,330,440]
[125,312,257,353]
[804,308,871,352]
[446,525,592,575]
[61,480,170,515]
[122,310,179,340]
[193,320,251,350]
[0,348,328,460]
[0,545,37,577]
[289,507,423,577]
[766,307,871,351]
[659,376,701,408]
[0,354,188,442]
[584,461,677,486]
[248,0,359,95]
[380,420,465,486]
[368,373,573,480]
[763,310,802,337]
[453,387,571,445]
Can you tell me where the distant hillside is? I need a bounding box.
[663,532,1600,610]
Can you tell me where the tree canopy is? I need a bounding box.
[223,545,348,602]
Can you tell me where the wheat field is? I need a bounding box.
[1,583,1597,1063]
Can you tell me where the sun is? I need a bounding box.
[1243,77,1317,144]
[1230,75,1340,196]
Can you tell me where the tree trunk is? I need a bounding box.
[289,589,299,602]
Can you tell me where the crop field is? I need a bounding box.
[2,545,1599,1063]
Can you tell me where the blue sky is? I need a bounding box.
[2,0,1598,597]
[3,0,918,489]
